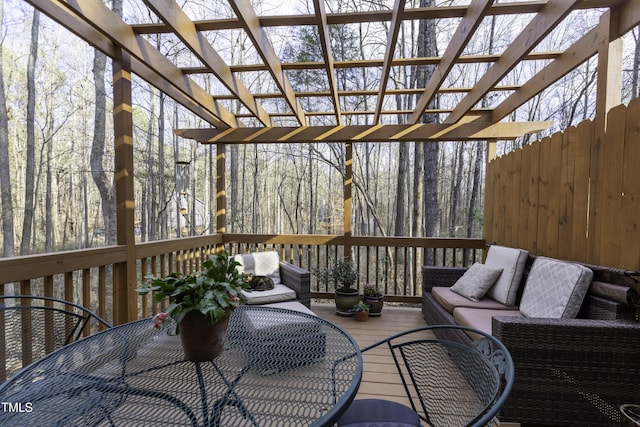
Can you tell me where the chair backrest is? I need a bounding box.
[363,325,514,427]
[0,295,112,380]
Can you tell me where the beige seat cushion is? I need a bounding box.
[241,284,297,305]
[432,287,518,314]
[453,307,523,340]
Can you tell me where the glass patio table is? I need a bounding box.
[0,305,363,426]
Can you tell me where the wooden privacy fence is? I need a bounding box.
[485,98,640,271]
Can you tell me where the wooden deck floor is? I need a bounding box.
[311,302,518,427]
[312,303,428,405]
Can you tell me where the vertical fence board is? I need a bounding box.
[599,104,627,267]
[619,98,640,269]
[525,141,540,254]
[572,120,593,263]
[484,157,495,244]
[558,127,576,260]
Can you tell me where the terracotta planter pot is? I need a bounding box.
[179,311,230,362]
[354,311,369,322]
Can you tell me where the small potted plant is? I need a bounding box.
[351,301,369,321]
[363,284,384,316]
[136,251,249,361]
[313,259,360,316]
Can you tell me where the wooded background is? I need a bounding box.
[1,0,639,258]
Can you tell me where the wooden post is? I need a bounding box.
[113,49,137,324]
[216,142,226,235]
[344,143,353,260]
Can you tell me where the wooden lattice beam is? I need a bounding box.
[373,0,406,124]
[410,0,494,124]
[444,0,583,124]
[143,0,272,126]
[228,0,307,125]
[175,121,551,143]
[313,0,342,125]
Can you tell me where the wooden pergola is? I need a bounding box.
[21,0,640,321]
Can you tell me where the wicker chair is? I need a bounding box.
[337,325,514,427]
[0,295,112,380]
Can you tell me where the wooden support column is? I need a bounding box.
[113,49,137,324]
[344,143,353,260]
[216,142,226,235]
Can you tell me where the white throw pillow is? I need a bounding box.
[519,257,593,318]
[233,251,281,285]
[484,245,529,306]
[450,263,503,302]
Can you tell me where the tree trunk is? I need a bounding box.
[0,0,16,257]
[417,0,438,239]
[91,49,116,246]
[21,10,39,255]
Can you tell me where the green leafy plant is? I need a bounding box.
[351,301,369,312]
[363,284,382,297]
[136,252,250,326]
[313,259,360,292]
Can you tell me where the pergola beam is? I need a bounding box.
[444,0,583,124]
[491,13,610,122]
[410,0,494,124]
[25,0,233,127]
[374,0,406,124]
[175,121,552,144]
[313,0,342,125]
[143,0,272,126]
[228,0,307,125]
[179,52,561,74]
[131,1,621,34]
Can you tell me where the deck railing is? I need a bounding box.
[0,234,485,323]
[0,233,484,379]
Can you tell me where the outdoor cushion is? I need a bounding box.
[233,251,281,285]
[338,399,420,427]
[484,245,529,306]
[453,307,523,340]
[241,284,297,305]
[519,257,593,318]
[432,287,518,314]
[450,263,503,302]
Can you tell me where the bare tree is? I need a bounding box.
[0,0,15,257]
[20,9,39,255]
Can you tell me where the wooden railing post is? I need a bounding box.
[113,48,137,324]
[344,142,353,260]
[216,142,226,235]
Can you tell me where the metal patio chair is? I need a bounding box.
[0,295,112,379]
[337,325,514,427]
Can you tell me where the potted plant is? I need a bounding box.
[363,284,384,316]
[313,259,360,316]
[136,251,249,361]
[351,301,369,321]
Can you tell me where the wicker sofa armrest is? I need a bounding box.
[279,262,311,308]
[421,266,468,292]
[492,316,640,425]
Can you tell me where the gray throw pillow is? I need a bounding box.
[450,263,503,302]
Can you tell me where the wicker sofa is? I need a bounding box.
[422,249,640,427]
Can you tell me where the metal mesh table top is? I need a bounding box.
[0,306,363,426]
